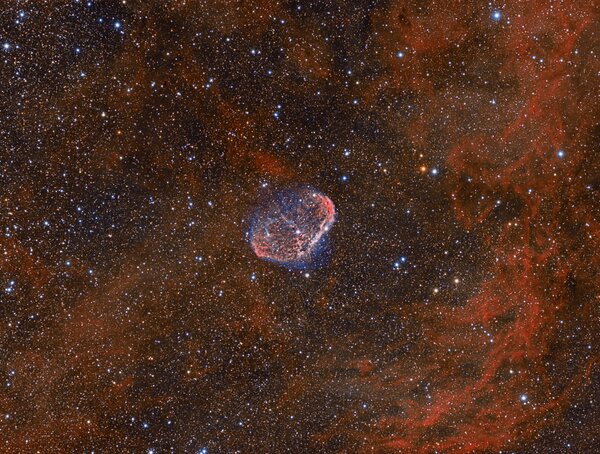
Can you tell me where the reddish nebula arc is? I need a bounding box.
[250,187,336,268]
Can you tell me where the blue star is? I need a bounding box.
[5,280,15,294]
[492,10,502,21]
[393,256,408,270]
[557,149,566,159]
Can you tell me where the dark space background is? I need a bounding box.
[1,1,599,452]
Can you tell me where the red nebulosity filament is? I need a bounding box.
[310,1,600,452]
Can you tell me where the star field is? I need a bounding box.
[1,1,599,453]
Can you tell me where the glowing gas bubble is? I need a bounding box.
[249,186,336,268]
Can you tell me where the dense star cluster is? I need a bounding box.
[1,1,599,452]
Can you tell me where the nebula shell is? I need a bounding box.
[250,187,336,268]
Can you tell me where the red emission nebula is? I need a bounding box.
[0,0,599,453]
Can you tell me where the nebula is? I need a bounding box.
[1,1,598,453]
[250,187,336,268]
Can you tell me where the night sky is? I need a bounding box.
[1,1,599,453]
